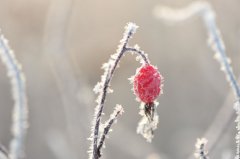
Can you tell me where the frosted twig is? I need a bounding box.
[194,138,209,159]
[0,32,28,159]
[125,47,149,65]
[89,22,150,159]
[154,1,240,158]
[97,105,124,157]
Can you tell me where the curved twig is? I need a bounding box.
[89,22,150,159]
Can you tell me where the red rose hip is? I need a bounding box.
[133,64,162,103]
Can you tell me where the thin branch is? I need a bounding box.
[97,105,123,157]
[154,1,240,158]
[89,22,150,159]
[125,46,150,65]
[194,138,209,159]
[0,32,28,159]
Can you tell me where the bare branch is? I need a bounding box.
[0,32,28,159]
[97,105,123,157]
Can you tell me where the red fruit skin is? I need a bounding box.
[133,64,162,103]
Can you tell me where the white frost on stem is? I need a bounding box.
[137,102,159,142]
[89,22,150,159]
[194,138,209,159]
[234,101,240,159]
[154,2,240,157]
[0,32,28,159]
[89,23,139,159]
[97,105,124,157]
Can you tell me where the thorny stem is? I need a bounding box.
[91,23,150,159]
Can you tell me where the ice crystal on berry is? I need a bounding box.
[133,64,163,103]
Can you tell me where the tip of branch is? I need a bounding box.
[125,22,139,34]
[115,104,124,115]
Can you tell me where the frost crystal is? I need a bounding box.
[89,22,151,159]
[93,82,102,94]
[97,105,123,157]
[194,138,209,159]
[235,101,240,159]
[0,32,28,159]
[137,103,159,142]
[133,45,149,65]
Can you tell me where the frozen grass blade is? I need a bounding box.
[0,32,28,159]
[154,1,240,158]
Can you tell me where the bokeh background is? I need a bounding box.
[0,0,240,159]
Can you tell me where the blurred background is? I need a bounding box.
[0,0,240,159]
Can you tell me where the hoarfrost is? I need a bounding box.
[137,103,159,142]
[0,32,28,159]
[194,138,209,159]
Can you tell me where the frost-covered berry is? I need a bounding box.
[133,64,162,103]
